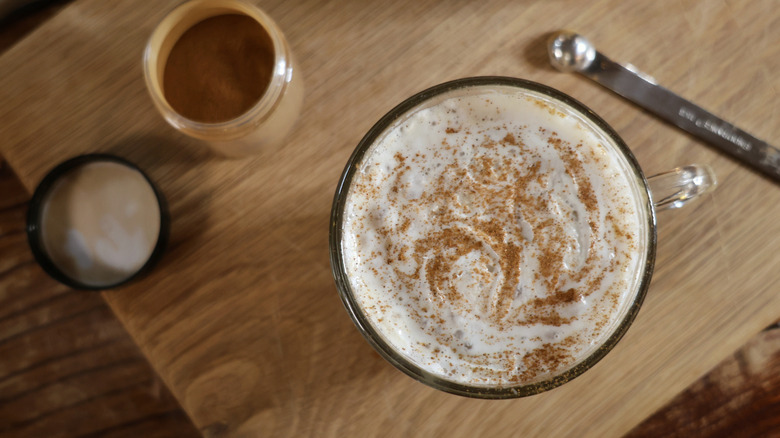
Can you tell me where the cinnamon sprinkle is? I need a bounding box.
[342,90,643,386]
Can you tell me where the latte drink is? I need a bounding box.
[339,83,650,387]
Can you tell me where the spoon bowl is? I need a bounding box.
[547,31,596,73]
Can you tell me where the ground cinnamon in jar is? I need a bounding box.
[162,14,275,123]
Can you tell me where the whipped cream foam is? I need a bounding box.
[341,84,648,386]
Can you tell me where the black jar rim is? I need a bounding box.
[26,153,170,291]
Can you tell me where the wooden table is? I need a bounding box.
[1,0,779,436]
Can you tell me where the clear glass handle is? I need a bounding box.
[647,164,717,211]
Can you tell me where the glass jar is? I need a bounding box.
[143,0,303,157]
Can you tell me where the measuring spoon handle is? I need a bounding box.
[582,51,780,182]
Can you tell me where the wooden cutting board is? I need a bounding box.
[1,0,779,436]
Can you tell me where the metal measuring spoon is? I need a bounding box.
[548,31,780,183]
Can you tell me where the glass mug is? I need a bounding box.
[329,77,716,398]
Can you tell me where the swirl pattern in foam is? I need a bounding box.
[341,85,647,386]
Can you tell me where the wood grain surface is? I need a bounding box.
[0,0,70,53]
[0,166,200,438]
[0,6,198,437]
[0,0,779,437]
[3,169,778,438]
[627,323,780,438]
